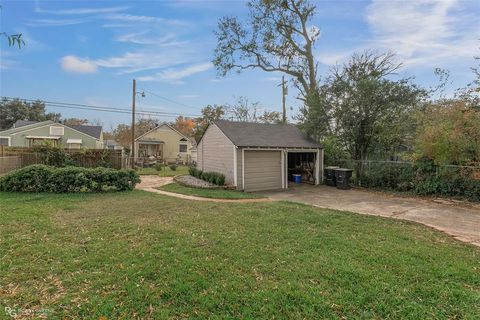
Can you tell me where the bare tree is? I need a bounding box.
[227,96,282,123]
[213,0,320,101]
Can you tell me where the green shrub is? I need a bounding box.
[169,164,178,171]
[154,163,164,171]
[188,166,202,178]
[0,165,140,193]
[352,157,480,202]
[188,167,225,186]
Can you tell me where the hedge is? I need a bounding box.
[356,158,480,202]
[188,167,225,186]
[0,165,140,193]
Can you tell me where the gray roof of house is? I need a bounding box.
[69,125,102,139]
[213,120,322,148]
[14,120,42,128]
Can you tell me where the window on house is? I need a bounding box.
[49,126,64,135]
[179,144,188,152]
[0,137,9,146]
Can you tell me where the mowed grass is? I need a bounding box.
[159,182,264,199]
[136,165,189,177]
[0,191,479,319]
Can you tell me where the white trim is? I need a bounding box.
[233,145,238,186]
[67,138,82,144]
[285,151,289,189]
[25,135,61,139]
[241,148,245,190]
[0,136,11,146]
[10,123,100,140]
[321,149,325,184]
[281,150,285,188]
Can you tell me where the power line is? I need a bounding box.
[1,97,201,118]
[141,89,200,111]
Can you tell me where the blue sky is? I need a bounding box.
[1,0,479,129]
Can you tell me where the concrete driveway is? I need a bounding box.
[258,184,480,247]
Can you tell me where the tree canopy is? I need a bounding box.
[300,51,426,175]
[214,0,320,101]
[0,98,60,130]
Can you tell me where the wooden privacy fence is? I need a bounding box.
[0,146,126,175]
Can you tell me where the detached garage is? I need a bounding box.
[197,120,323,192]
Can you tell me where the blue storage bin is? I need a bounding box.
[292,174,302,183]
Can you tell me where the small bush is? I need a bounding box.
[188,166,202,178]
[188,167,225,186]
[154,163,164,171]
[0,165,140,193]
[169,164,178,171]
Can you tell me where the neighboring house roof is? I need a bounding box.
[0,120,53,135]
[69,125,102,139]
[135,123,190,141]
[0,120,103,140]
[14,120,40,128]
[213,120,323,148]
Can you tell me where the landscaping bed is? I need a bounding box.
[159,182,264,199]
[174,174,224,189]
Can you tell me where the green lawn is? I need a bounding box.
[136,165,189,177]
[0,191,478,319]
[159,182,264,199]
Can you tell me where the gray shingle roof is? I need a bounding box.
[213,120,322,148]
[14,120,40,128]
[69,125,102,139]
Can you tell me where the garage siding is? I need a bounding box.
[244,151,282,192]
[197,124,235,185]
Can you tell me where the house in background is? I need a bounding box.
[0,120,104,149]
[134,123,194,164]
[197,120,324,192]
[104,139,124,151]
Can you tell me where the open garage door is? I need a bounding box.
[244,150,282,192]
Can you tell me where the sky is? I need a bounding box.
[1,0,479,130]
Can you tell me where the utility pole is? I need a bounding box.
[131,79,136,169]
[279,76,287,123]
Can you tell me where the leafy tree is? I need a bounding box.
[226,96,282,123]
[0,98,60,129]
[214,0,320,102]
[0,6,24,48]
[193,105,226,142]
[415,100,480,166]
[110,118,159,148]
[173,116,196,137]
[300,51,426,177]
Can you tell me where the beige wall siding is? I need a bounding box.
[197,124,235,184]
[244,150,282,192]
[136,125,191,163]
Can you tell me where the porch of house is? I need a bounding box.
[135,139,164,167]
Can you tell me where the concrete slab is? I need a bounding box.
[258,184,480,247]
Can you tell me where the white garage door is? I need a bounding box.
[244,150,282,192]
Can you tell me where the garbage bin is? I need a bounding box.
[335,168,353,190]
[292,174,302,183]
[324,166,339,186]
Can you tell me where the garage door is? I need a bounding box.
[244,150,282,192]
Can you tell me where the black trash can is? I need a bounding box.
[324,166,339,186]
[335,168,353,190]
